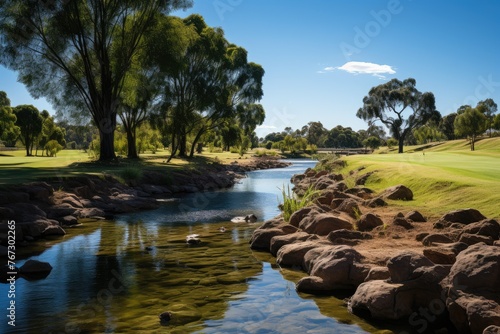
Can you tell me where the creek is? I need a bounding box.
[1,160,393,334]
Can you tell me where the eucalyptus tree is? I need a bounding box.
[476,98,497,137]
[13,105,43,156]
[0,0,192,161]
[0,91,19,146]
[454,106,487,151]
[148,14,264,159]
[356,78,440,153]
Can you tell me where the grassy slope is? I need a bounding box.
[340,137,500,219]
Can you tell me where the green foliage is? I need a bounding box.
[89,137,101,160]
[265,141,273,149]
[325,125,362,148]
[362,136,382,150]
[454,106,487,151]
[254,149,278,157]
[13,105,43,156]
[386,138,398,149]
[45,140,63,157]
[279,184,319,222]
[357,78,440,153]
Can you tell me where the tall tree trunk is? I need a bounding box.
[398,137,404,154]
[471,135,475,151]
[25,139,31,156]
[178,132,187,157]
[126,127,138,159]
[98,115,117,161]
[189,127,205,158]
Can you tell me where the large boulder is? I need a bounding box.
[296,245,369,293]
[441,243,500,333]
[269,232,316,256]
[423,242,469,264]
[459,219,500,241]
[438,208,487,225]
[422,233,455,246]
[363,197,387,208]
[249,218,298,251]
[336,198,361,218]
[276,240,330,268]
[298,212,353,236]
[387,251,434,283]
[381,185,413,201]
[288,206,315,227]
[405,210,426,222]
[350,256,450,321]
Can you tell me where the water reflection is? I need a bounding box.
[0,160,394,333]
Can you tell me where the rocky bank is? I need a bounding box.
[250,166,500,334]
[0,157,290,254]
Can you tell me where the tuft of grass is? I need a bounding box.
[279,184,320,222]
[120,166,143,183]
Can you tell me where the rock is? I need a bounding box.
[298,212,353,236]
[5,203,47,221]
[460,219,500,240]
[459,233,494,246]
[405,210,426,222]
[336,199,361,218]
[276,240,329,268]
[365,266,390,281]
[250,222,298,250]
[327,229,372,243]
[0,191,30,205]
[355,172,374,186]
[0,206,15,219]
[392,217,414,230]
[78,207,106,219]
[350,265,450,321]
[58,215,78,226]
[349,280,406,320]
[19,260,53,279]
[231,215,257,223]
[363,197,387,208]
[416,232,429,241]
[344,187,373,200]
[22,182,54,204]
[289,207,314,227]
[0,245,8,257]
[42,225,66,236]
[439,208,487,225]
[186,234,201,245]
[387,251,434,283]
[47,203,79,219]
[160,304,202,326]
[423,242,468,264]
[159,311,172,325]
[356,213,384,232]
[270,232,316,256]
[297,245,369,292]
[422,233,455,246]
[441,243,500,333]
[381,185,413,201]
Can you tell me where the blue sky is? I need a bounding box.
[1,0,499,138]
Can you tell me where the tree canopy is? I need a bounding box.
[356,78,440,153]
[454,106,487,151]
[0,0,192,161]
[13,105,43,156]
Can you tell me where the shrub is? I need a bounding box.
[45,140,63,157]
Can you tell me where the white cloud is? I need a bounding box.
[320,61,396,78]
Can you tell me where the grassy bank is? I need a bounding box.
[0,148,259,185]
[335,137,500,218]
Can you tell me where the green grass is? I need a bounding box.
[337,137,500,218]
[0,147,259,185]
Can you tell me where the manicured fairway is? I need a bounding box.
[341,138,500,218]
